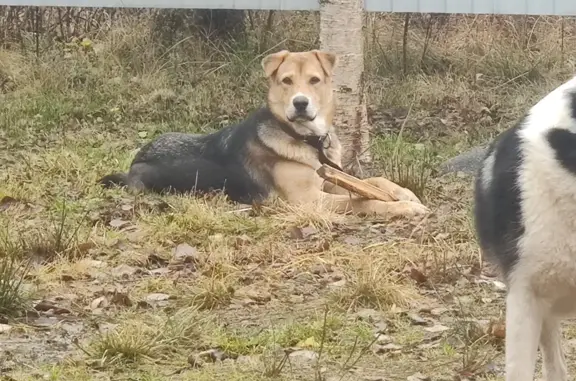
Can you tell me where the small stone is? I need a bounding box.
[373,343,403,354]
[172,243,200,264]
[109,218,130,228]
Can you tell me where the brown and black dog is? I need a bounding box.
[99,49,428,219]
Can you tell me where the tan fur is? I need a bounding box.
[253,50,428,220]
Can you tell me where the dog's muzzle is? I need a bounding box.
[287,94,316,122]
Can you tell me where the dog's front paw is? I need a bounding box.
[362,177,422,204]
[389,200,430,219]
[392,187,421,204]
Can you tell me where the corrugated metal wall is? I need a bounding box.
[366,0,576,15]
[0,0,316,9]
[0,0,575,15]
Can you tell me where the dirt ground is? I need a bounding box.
[2,10,576,381]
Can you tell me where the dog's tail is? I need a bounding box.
[98,173,129,188]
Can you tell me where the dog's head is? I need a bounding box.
[262,49,337,137]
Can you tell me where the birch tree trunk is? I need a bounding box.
[320,0,371,176]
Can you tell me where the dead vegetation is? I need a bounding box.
[1,8,576,381]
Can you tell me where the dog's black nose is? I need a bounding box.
[293,96,309,112]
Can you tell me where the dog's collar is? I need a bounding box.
[278,123,343,171]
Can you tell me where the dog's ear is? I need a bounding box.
[262,50,290,78]
[313,50,337,77]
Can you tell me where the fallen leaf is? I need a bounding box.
[146,293,170,302]
[33,300,71,315]
[408,313,428,326]
[488,320,505,339]
[0,196,19,211]
[110,292,132,307]
[289,225,317,240]
[409,267,428,284]
[111,264,138,278]
[141,293,173,308]
[109,218,130,228]
[234,235,252,248]
[146,253,169,267]
[77,242,95,254]
[121,204,133,211]
[150,267,171,276]
[87,260,106,268]
[90,296,109,310]
[424,324,450,333]
[187,354,205,368]
[492,280,507,291]
[317,239,330,251]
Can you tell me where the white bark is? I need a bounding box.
[320,0,371,176]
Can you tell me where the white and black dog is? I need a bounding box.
[475,76,576,381]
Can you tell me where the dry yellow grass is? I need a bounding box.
[1,10,576,381]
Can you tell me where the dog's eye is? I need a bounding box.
[282,77,293,85]
[310,77,321,85]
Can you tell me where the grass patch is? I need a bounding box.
[0,227,30,317]
[2,9,572,381]
[371,135,435,201]
[330,254,419,311]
